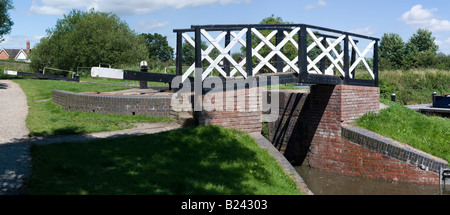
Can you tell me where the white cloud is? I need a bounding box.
[134,19,170,32]
[304,0,327,10]
[435,37,450,53]
[29,0,92,16]
[29,0,251,16]
[400,4,450,32]
[350,26,375,36]
[0,35,44,49]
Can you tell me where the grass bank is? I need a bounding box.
[356,100,450,162]
[12,78,170,136]
[27,125,303,195]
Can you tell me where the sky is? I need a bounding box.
[5,0,450,55]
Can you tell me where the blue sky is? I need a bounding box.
[6,0,450,54]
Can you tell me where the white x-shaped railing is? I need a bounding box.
[349,36,376,79]
[251,27,300,74]
[180,26,377,82]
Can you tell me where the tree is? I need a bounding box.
[406,28,439,53]
[0,0,13,43]
[140,33,174,62]
[379,33,405,69]
[402,28,439,69]
[29,9,148,72]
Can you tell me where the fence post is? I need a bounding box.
[139,61,148,89]
[373,40,379,87]
[176,31,183,76]
[343,35,350,84]
[246,27,253,77]
[298,25,308,83]
[225,30,231,77]
[194,27,203,111]
[320,36,327,74]
[276,29,284,73]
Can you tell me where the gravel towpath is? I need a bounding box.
[0,80,182,194]
[0,80,31,195]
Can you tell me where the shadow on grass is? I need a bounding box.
[26,126,277,195]
[0,139,32,195]
[29,126,87,137]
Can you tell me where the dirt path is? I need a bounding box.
[0,80,29,143]
[0,80,31,195]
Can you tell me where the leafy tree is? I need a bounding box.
[379,33,405,69]
[29,9,148,72]
[406,28,439,53]
[140,33,174,62]
[0,0,13,43]
[401,28,439,69]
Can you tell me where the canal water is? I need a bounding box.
[295,165,450,195]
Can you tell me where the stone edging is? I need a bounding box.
[52,90,172,117]
[341,124,448,173]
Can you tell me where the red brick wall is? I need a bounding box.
[197,88,262,133]
[306,84,441,184]
[0,50,9,60]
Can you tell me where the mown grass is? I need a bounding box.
[26,125,303,195]
[356,100,450,162]
[11,78,171,136]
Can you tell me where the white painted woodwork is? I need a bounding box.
[4,70,17,76]
[91,67,124,79]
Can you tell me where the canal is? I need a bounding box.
[296,165,450,195]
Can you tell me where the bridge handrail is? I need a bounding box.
[173,23,380,87]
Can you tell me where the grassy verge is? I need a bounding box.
[356,100,450,162]
[27,125,303,195]
[12,79,171,136]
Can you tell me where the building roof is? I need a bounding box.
[3,49,21,58]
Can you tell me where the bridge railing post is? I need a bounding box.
[176,31,183,77]
[373,40,379,87]
[194,27,203,111]
[246,27,253,77]
[298,25,307,83]
[275,29,284,73]
[224,30,231,77]
[343,34,350,85]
